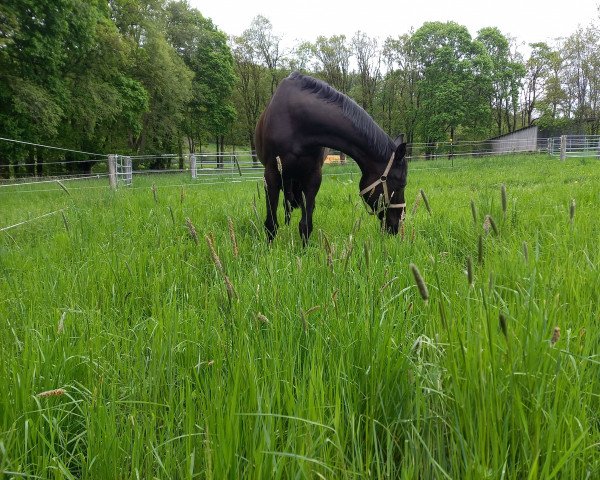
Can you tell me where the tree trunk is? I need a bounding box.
[178,138,184,170]
[37,151,44,176]
[26,147,35,177]
[0,153,9,178]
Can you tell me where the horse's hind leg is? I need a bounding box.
[264,167,281,242]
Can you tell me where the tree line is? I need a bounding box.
[1,0,599,178]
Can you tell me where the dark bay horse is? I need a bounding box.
[255,71,408,243]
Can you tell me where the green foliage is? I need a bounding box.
[477,27,525,135]
[411,22,493,143]
[302,35,352,92]
[165,1,236,152]
[0,0,236,170]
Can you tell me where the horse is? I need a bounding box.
[255,71,408,244]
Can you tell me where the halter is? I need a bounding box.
[359,152,406,214]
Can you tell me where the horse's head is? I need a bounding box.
[360,137,408,234]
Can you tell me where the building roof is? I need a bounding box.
[488,125,538,141]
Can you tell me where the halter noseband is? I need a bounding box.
[359,152,406,214]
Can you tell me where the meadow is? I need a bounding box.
[0,154,599,479]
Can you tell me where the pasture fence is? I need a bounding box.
[2,135,599,194]
[547,135,600,159]
[406,136,548,162]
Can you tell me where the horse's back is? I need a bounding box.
[254,76,303,163]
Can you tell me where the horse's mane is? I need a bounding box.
[288,71,392,159]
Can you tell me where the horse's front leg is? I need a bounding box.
[283,178,294,226]
[264,168,281,242]
[284,199,292,226]
[298,173,322,246]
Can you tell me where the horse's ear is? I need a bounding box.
[393,134,405,147]
[395,141,407,161]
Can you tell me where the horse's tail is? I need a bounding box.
[254,109,267,166]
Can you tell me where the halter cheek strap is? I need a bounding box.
[359,152,407,213]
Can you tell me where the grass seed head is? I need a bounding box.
[470,199,478,225]
[484,214,498,235]
[37,388,66,398]
[152,184,158,203]
[224,274,237,300]
[300,310,308,333]
[56,180,71,197]
[466,256,473,287]
[569,198,576,223]
[256,313,270,324]
[522,241,529,262]
[276,156,283,175]
[185,217,199,245]
[228,217,238,258]
[551,326,561,346]
[321,232,333,271]
[411,191,421,215]
[205,234,224,274]
[57,312,66,334]
[168,206,175,225]
[61,211,69,232]
[483,215,491,234]
[420,189,431,215]
[501,184,507,216]
[409,263,429,302]
[499,312,508,338]
[489,215,498,235]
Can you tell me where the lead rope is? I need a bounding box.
[359,152,407,214]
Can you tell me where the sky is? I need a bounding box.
[190,0,599,51]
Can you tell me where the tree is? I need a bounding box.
[351,31,380,112]
[244,15,283,95]
[165,1,236,156]
[535,45,567,130]
[230,30,270,160]
[561,26,600,133]
[379,33,421,145]
[303,35,352,93]
[0,0,70,177]
[59,1,150,172]
[521,42,552,127]
[411,22,493,149]
[477,27,525,135]
[110,0,193,162]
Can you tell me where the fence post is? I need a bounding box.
[125,156,132,186]
[190,154,197,179]
[560,135,567,161]
[108,154,117,189]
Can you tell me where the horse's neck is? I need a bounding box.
[318,131,391,175]
[306,102,392,174]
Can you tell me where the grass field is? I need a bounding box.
[1,154,599,479]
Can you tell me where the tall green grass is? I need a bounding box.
[1,155,599,479]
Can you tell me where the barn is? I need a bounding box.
[489,125,541,154]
